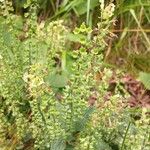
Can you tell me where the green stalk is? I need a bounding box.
[130,9,150,50]
[37,97,47,126]
[121,122,131,150]
[141,127,149,150]
[86,0,91,26]
[50,0,56,13]
[61,50,66,71]
[87,0,92,40]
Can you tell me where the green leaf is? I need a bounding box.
[139,72,150,90]
[74,0,99,15]
[46,70,69,88]
[67,33,87,43]
[51,139,66,150]
[94,140,112,150]
[2,30,16,63]
[12,16,23,30]
[74,106,95,132]
[3,31,14,47]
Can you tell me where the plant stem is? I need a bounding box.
[86,0,91,26]
[61,50,66,71]
[130,9,150,50]
[37,97,46,125]
[140,128,149,150]
[86,0,92,40]
[50,0,56,13]
[121,122,131,150]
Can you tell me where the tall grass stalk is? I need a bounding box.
[120,122,131,150]
[130,9,150,51]
[86,0,91,26]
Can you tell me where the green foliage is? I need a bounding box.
[139,72,150,90]
[0,1,149,150]
[116,0,150,14]
[74,0,99,16]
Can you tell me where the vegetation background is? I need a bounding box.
[0,0,150,150]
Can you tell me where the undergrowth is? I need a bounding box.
[0,0,150,150]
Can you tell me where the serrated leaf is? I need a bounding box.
[74,106,95,132]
